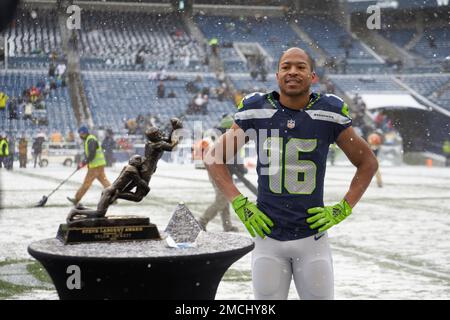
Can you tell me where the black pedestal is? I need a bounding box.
[28,232,254,300]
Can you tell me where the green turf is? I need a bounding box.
[0,260,54,299]
[26,262,52,284]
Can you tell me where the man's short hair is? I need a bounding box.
[277,49,315,72]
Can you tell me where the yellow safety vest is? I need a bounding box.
[0,93,8,109]
[209,38,218,46]
[85,134,106,168]
[443,141,450,155]
[0,140,9,157]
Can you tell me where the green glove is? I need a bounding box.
[306,199,352,233]
[232,194,274,238]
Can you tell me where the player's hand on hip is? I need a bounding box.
[306,199,352,233]
[232,194,274,238]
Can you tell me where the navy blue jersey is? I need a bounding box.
[234,91,352,241]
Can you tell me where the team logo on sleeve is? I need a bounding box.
[287,119,296,129]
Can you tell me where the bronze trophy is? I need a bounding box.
[57,118,183,244]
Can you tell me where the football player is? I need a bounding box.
[204,48,378,299]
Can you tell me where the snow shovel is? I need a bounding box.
[35,167,80,207]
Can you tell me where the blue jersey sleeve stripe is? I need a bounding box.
[235,109,277,121]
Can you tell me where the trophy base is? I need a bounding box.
[57,216,161,244]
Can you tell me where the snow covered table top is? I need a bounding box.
[28,231,254,259]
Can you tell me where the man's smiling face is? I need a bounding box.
[276,48,316,98]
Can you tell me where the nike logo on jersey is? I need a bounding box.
[314,233,325,241]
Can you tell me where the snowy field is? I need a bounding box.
[0,160,449,300]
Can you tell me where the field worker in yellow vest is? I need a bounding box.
[443,140,450,167]
[0,92,9,111]
[209,37,219,56]
[0,133,9,169]
[67,126,111,205]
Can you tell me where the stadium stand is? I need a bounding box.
[81,71,235,133]
[399,75,450,111]
[0,70,76,136]
[194,14,315,72]
[230,74,321,94]
[0,0,448,159]
[5,8,62,69]
[77,10,208,72]
[296,16,380,63]
[413,27,450,60]
[329,75,406,95]
[380,28,417,49]
[5,8,61,57]
[399,75,450,96]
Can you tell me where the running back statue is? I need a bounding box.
[66,118,182,223]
